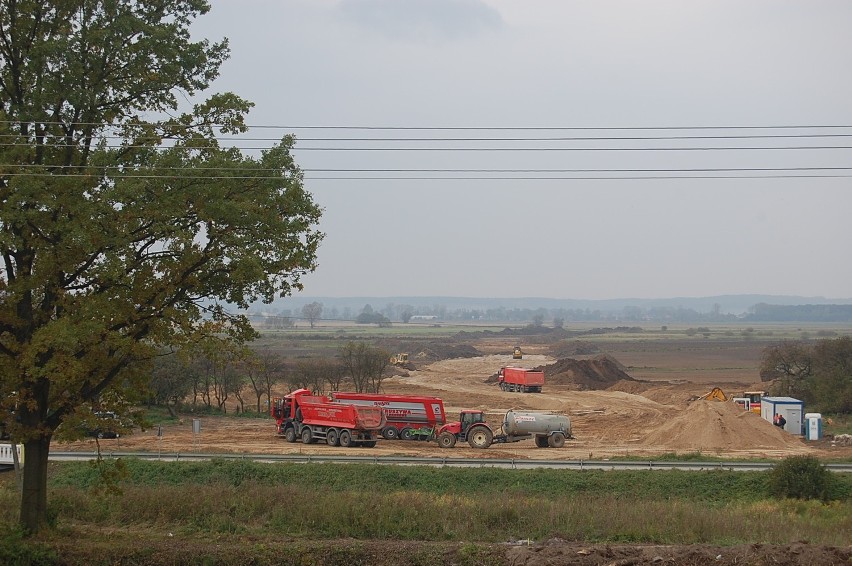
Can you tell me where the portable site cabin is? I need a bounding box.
[761,396,804,435]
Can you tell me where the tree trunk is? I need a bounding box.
[20,434,52,534]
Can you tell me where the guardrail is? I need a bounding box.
[47,451,852,472]
[0,444,23,466]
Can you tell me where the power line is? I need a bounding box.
[3,121,852,130]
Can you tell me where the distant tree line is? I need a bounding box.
[746,303,852,322]
[147,341,390,416]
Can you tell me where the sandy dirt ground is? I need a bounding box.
[57,353,851,461]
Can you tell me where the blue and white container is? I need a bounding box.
[761,397,804,435]
[804,412,823,440]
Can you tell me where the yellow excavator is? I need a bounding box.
[697,387,728,401]
[512,346,523,360]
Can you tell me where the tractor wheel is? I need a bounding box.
[301,427,313,444]
[338,429,353,448]
[548,432,565,448]
[400,427,414,441]
[535,435,549,448]
[284,427,297,443]
[437,431,457,448]
[382,427,399,441]
[326,428,339,446]
[467,426,493,449]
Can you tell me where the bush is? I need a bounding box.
[768,455,836,501]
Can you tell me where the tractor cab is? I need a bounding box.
[460,410,486,435]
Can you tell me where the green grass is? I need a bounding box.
[3,459,843,546]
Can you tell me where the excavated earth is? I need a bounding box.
[53,339,852,565]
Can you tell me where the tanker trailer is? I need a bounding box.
[497,410,572,448]
[435,409,572,449]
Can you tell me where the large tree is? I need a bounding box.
[0,0,322,533]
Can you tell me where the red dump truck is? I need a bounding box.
[271,388,385,447]
[331,392,446,440]
[497,366,544,393]
[435,409,571,449]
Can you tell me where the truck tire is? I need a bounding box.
[400,427,414,441]
[361,440,377,448]
[326,428,339,446]
[382,426,399,440]
[535,435,549,448]
[301,427,314,444]
[338,429,353,448]
[548,432,565,448]
[284,427,297,443]
[467,425,493,449]
[437,431,457,448]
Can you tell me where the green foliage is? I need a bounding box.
[762,337,852,413]
[0,528,57,566]
[768,455,838,501]
[0,0,322,532]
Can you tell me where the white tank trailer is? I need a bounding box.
[496,410,572,448]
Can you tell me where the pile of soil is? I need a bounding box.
[534,355,636,390]
[547,339,601,358]
[641,400,805,451]
[412,342,481,362]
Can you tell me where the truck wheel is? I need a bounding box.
[437,431,457,448]
[535,435,549,448]
[301,427,313,444]
[338,429,353,448]
[548,432,565,448]
[400,427,414,441]
[467,426,493,449]
[362,440,377,448]
[284,427,297,443]
[382,427,399,440]
[326,428,339,446]
[499,383,505,391]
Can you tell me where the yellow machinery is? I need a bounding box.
[741,390,765,414]
[512,346,523,360]
[390,353,409,366]
[698,387,728,401]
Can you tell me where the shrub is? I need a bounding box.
[768,455,836,501]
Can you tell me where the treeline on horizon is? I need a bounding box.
[257,302,852,325]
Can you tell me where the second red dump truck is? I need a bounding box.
[497,366,544,393]
[271,388,385,447]
[330,392,446,440]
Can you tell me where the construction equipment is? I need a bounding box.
[271,389,385,447]
[512,346,523,359]
[741,390,765,414]
[497,366,544,393]
[330,392,446,440]
[435,409,571,449]
[697,387,728,401]
[390,353,409,366]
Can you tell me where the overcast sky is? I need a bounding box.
[190,0,852,301]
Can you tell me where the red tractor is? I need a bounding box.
[434,410,494,449]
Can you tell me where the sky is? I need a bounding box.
[189,0,852,301]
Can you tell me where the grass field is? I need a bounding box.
[2,460,850,550]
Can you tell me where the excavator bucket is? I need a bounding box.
[699,387,728,402]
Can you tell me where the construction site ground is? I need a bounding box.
[59,337,851,461]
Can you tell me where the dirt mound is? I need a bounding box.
[641,401,807,451]
[535,355,636,390]
[412,342,481,362]
[547,339,601,358]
